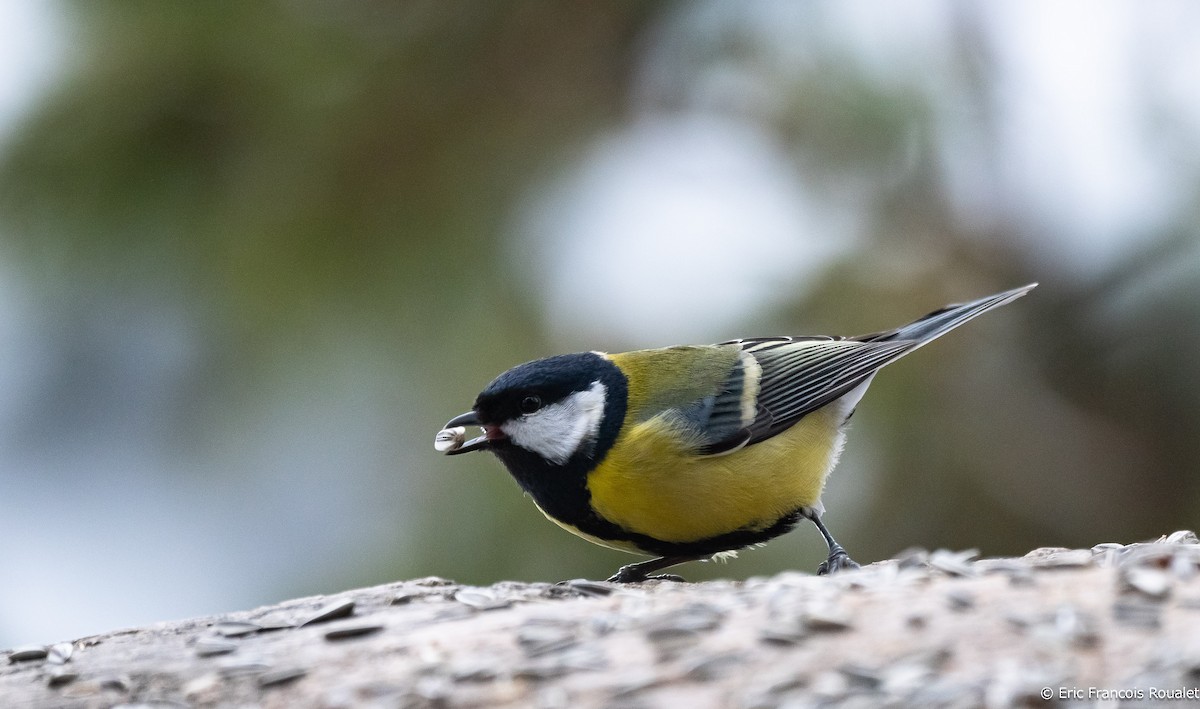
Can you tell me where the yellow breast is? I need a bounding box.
[585,405,845,544]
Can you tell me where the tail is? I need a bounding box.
[855,283,1037,346]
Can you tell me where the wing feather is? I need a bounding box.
[682,337,909,454]
[669,284,1036,454]
[737,339,914,445]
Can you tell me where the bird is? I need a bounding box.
[436,283,1035,582]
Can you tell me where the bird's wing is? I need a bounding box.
[690,284,1037,454]
[692,336,914,455]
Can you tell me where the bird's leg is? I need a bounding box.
[802,509,860,575]
[606,555,703,583]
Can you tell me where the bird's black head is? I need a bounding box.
[440,352,628,469]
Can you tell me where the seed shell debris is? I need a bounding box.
[301,599,356,626]
[195,637,239,658]
[213,621,262,638]
[8,646,48,663]
[454,588,512,611]
[324,622,385,641]
[258,666,308,688]
[45,670,78,688]
[46,643,73,665]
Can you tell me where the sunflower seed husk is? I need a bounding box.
[929,549,979,577]
[324,622,384,641]
[434,426,467,453]
[760,620,808,645]
[560,579,616,597]
[301,600,356,626]
[840,663,883,690]
[217,657,272,677]
[391,591,421,605]
[195,637,239,657]
[258,667,307,688]
[1123,568,1172,599]
[47,643,73,664]
[8,645,48,662]
[801,603,853,632]
[1028,548,1094,568]
[213,621,261,638]
[99,675,130,692]
[454,589,511,611]
[46,669,78,687]
[1164,530,1199,545]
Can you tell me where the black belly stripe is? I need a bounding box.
[616,509,806,557]
[495,440,807,556]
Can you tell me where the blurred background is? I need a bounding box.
[1,0,1197,648]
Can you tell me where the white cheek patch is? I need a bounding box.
[501,382,607,465]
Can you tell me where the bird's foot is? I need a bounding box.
[605,555,699,583]
[817,550,860,576]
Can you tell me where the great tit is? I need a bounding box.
[437,284,1035,582]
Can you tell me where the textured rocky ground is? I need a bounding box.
[3,532,1199,708]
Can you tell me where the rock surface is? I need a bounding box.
[3,532,1199,708]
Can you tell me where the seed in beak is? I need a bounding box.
[434,426,467,453]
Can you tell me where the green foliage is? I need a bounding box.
[0,0,1196,626]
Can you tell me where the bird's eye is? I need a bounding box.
[519,395,542,414]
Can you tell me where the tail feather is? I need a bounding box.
[855,283,1037,346]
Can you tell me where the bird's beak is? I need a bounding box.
[445,411,481,428]
[439,411,494,455]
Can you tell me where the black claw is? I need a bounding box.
[607,555,699,583]
[606,565,645,583]
[606,568,688,584]
[645,573,687,583]
[817,550,860,576]
[606,568,640,583]
[803,509,861,576]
